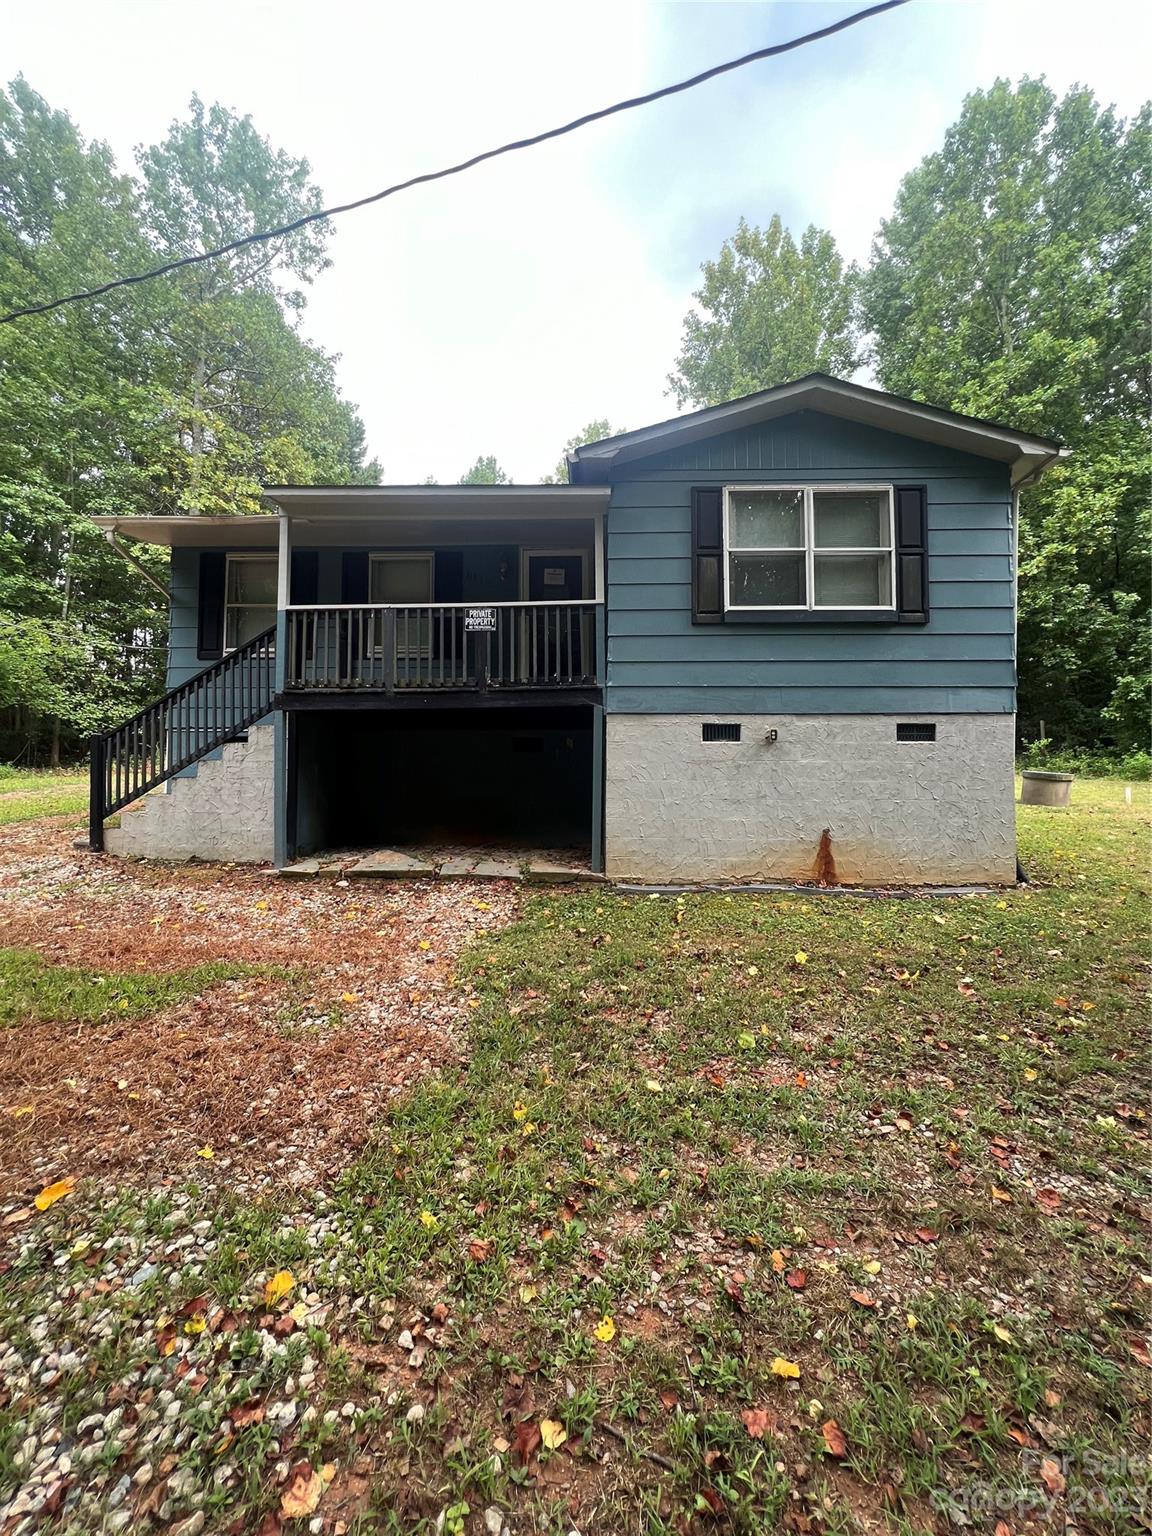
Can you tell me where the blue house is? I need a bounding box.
[91,375,1064,884]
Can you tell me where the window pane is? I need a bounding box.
[227,558,277,603]
[729,552,806,607]
[370,557,433,603]
[228,605,275,648]
[813,553,892,607]
[813,491,887,548]
[729,490,804,548]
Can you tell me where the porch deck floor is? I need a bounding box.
[278,843,598,883]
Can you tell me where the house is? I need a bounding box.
[90,374,1065,885]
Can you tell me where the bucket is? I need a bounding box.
[1020,769,1074,807]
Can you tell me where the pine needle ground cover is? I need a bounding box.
[0,782,1147,1535]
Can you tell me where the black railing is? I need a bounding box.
[284,602,598,691]
[89,626,276,851]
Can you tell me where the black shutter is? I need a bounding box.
[434,550,464,602]
[691,487,724,624]
[341,551,370,602]
[196,551,226,659]
[895,485,929,624]
[290,549,319,604]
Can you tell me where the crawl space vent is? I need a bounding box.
[702,722,741,743]
[896,722,936,742]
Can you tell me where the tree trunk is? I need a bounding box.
[49,716,61,769]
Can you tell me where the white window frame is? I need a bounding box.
[369,552,435,658]
[224,552,278,652]
[723,484,897,613]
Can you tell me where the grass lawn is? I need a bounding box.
[0,779,1147,1534]
[0,767,87,825]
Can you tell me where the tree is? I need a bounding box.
[0,78,380,762]
[543,420,623,484]
[459,456,509,485]
[668,216,861,408]
[862,78,1151,749]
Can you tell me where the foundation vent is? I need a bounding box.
[897,722,936,742]
[702,722,741,743]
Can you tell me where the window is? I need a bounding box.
[224,554,277,650]
[369,553,434,656]
[724,485,895,612]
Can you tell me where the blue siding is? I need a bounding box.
[604,412,1014,715]
[167,545,206,688]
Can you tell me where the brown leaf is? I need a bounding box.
[1039,1457,1066,1496]
[513,1419,542,1467]
[913,1227,940,1244]
[959,1412,986,1434]
[741,1407,776,1440]
[724,1275,747,1312]
[467,1238,495,1263]
[994,1523,1012,1536]
[785,1268,808,1291]
[849,1290,876,1308]
[1035,1188,1062,1213]
[697,1486,725,1516]
[280,1462,325,1519]
[1007,1426,1034,1448]
[232,1399,265,1428]
[1127,1335,1151,1369]
[821,1419,848,1459]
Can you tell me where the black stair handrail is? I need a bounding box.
[89,625,276,851]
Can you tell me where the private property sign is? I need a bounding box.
[464,607,497,632]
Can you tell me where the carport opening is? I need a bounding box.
[291,706,594,858]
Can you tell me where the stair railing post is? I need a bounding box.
[89,734,105,852]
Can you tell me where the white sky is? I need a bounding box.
[4,0,1149,482]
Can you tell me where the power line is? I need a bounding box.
[1,0,910,326]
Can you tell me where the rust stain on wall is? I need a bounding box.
[812,827,838,886]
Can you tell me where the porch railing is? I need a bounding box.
[283,601,600,691]
[89,625,276,850]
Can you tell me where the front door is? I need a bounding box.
[525,554,586,683]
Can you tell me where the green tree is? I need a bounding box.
[459,456,509,485]
[668,215,861,408]
[543,420,623,483]
[862,78,1151,749]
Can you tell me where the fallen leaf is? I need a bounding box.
[991,1323,1014,1343]
[1035,1188,1062,1214]
[419,1210,439,1230]
[196,1146,215,1160]
[741,1406,775,1439]
[467,1239,494,1263]
[280,1463,326,1518]
[1039,1457,1066,1496]
[906,1313,919,1330]
[821,1419,848,1458]
[518,1283,538,1304]
[593,1314,616,1342]
[263,1270,295,1306]
[794,950,808,966]
[34,1177,75,1212]
[914,1228,940,1244]
[849,1291,876,1308]
[771,1356,801,1379]
[785,1269,808,1291]
[539,1418,567,1450]
[645,1079,663,1093]
[232,1399,266,1428]
[770,1249,787,1274]
[512,1420,542,1466]
[862,1259,882,1275]
[991,1186,1013,1203]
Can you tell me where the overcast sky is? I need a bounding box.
[5,0,1149,482]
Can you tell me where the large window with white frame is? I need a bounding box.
[224,553,278,650]
[369,552,434,656]
[724,485,896,612]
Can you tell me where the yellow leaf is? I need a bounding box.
[863,1260,881,1275]
[196,1146,215,1160]
[771,1356,801,1379]
[991,1323,1013,1343]
[184,1315,206,1335]
[645,1079,663,1093]
[519,1283,538,1304]
[254,901,269,911]
[794,950,808,966]
[418,940,431,951]
[34,1177,75,1211]
[540,1418,568,1450]
[906,1313,919,1331]
[746,965,760,977]
[321,1464,337,1484]
[341,992,359,1005]
[473,901,491,911]
[419,1210,439,1230]
[290,1301,310,1324]
[991,1187,1012,1203]
[512,1101,529,1122]
[7,1105,34,1118]
[280,1466,326,1519]
[593,1314,616,1342]
[770,1249,786,1274]
[1024,1068,1038,1082]
[263,1269,295,1305]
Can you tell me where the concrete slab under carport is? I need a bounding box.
[276,846,601,883]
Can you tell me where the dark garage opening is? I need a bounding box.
[291,706,594,857]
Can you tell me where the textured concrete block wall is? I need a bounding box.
[105,724,274,864]
[605,714,1016,885]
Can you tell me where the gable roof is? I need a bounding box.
[568,373,1067,488]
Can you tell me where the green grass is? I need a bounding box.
[1,777,1148,1534]
[0,946,256,1027]
[0,766,87,824]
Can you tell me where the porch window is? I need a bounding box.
[724,486,895,611]
[224,554,277,649]
[369,553,434,656]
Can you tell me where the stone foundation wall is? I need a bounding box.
[105,723,274,864]
[604,714,1016,885]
